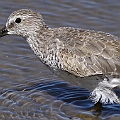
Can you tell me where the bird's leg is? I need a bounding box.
[90,101,102,117]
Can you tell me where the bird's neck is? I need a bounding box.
[26,28,62,69]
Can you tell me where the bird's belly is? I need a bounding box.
[51,68,104,92]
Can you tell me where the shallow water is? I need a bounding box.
[0,0,120,120]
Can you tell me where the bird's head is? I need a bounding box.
[0,9,47,38]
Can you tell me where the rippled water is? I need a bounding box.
[0,0,120,120]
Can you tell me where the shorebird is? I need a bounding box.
[0,9,120,104]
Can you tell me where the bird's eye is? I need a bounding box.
[15,18,21,23]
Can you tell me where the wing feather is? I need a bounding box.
[56,28,120,77]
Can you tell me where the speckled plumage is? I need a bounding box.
[0,9,120,104]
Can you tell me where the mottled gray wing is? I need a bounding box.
[57,28,120,77]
